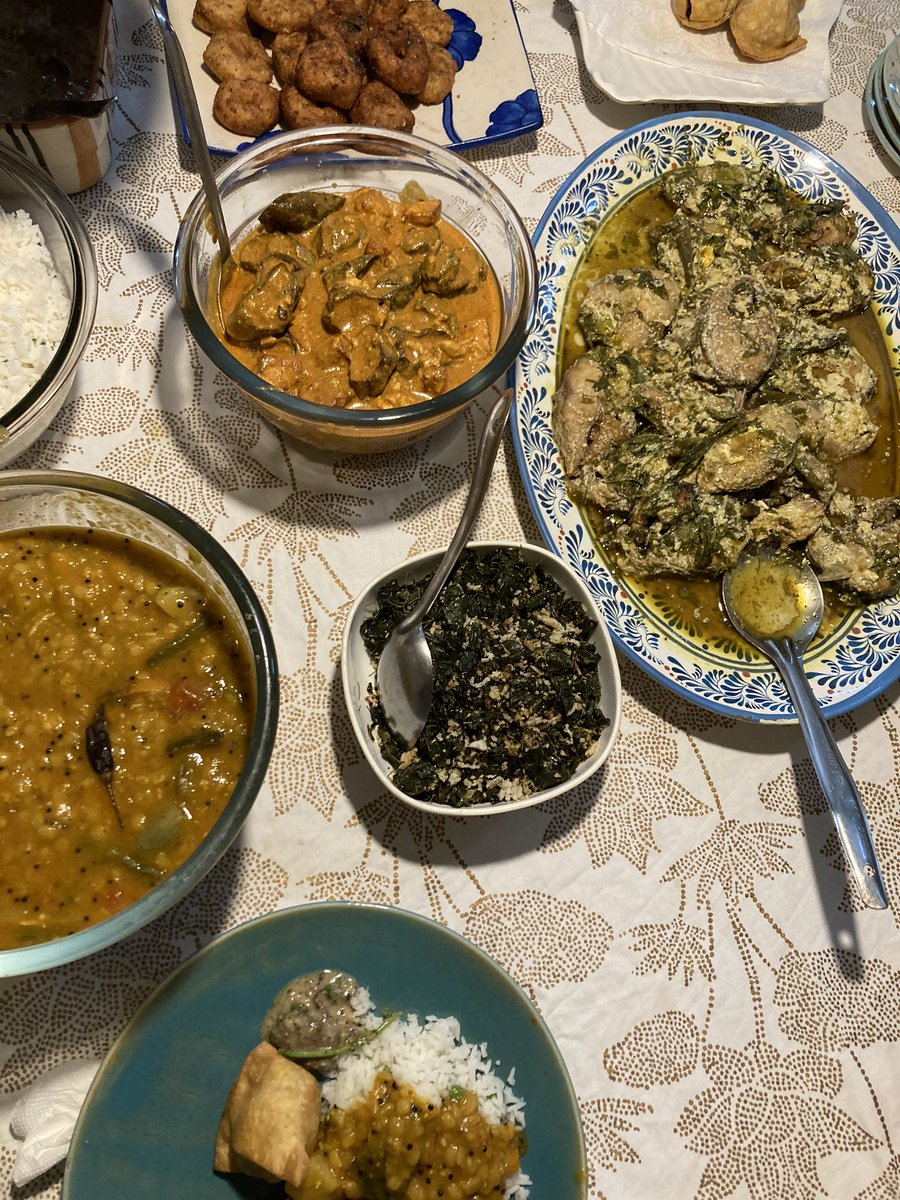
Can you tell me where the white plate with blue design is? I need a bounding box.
[512,112,900,723]
[161,0,542,156]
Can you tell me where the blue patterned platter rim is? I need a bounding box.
[511,112,900,723]
[63,903,587,1199]
[161,0,542,156]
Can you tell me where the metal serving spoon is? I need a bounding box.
[721,545,888,910]
[150,0,231,262]
[375,387,512,748]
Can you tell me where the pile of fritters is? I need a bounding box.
[193,0,458,137]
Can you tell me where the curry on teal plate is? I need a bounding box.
[64,903,586,1199]
[512,111,900,723]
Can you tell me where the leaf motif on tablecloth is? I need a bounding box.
[820,781,898,915]
[268,671,361,819]
[663,819,795,903]
[540,767,710,872]
[86,324,161,373]
[332,444,427,490]
[774,949,900,1051]
[73,179,170,289]
[605,1012,701,1089]
[226,487,371,570]
[305,862,395,906]
[158,845,289,935]
[676,1040,880,1200]
[122,270,177,324]
[114,130,205,210]
[758,759,824,818]
[856,1154,900,1199]
[829,18,890,100]
[461,891,612,990]
[581,1096,651,1187]
[627,914,714,986]
[60,386,143,437]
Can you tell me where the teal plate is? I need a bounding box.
[64,903,586,1199]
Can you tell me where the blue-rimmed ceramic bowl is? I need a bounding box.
[512,112,900,723]
[64,902,586,1198]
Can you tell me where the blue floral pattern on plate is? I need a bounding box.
[511,112,900,723]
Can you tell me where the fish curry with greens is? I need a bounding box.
[217,184,501,411]
[553,162,900,626]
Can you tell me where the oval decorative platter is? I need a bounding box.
[64,903,586,1199]
[512,112,900,722]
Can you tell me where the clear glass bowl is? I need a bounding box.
[0,146,98,463]
[174,126,536,453]
[0,470,279,977]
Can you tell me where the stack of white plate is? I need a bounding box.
[866,36,900,169]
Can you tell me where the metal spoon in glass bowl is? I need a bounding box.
[721,545,888,910]
[375,388,512,748]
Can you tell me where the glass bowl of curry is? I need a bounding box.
[0,469,278,976]
[174,126,536,453]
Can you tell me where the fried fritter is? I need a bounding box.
[367,17,428,94]
[280,84,348,127]
[247,0,317,33]
[271,30,309,85]
[416,43,455,102]
[213,78,280,135]
[193,0,250,34]
[308,4,369,52]
[350,79,414,130]
[203,31,273,82]
[405,0,452,46]
[295,38,366,108]
[368,0,408,25]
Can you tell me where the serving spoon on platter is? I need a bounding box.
[721,544,888,910]
[375,387,513,748]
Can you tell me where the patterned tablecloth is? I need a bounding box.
[2,1,900,1197]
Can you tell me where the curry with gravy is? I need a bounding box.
[0,527,253,949]
[216,184,502,411]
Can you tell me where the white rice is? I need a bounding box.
[0,207,70,415]
[320,988,531,1199]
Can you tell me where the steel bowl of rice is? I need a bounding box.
[0,145,97,464]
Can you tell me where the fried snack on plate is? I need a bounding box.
[214,1042,321,1188]
[213,78,280,135]
[350,79,414,130]
[416,44,456,103]
[280,84,349,127]
[193,0,250,34]
[671,0,737,30]
[369,0,409,26]
[730,0,806,61]
[367,18,429,94]
[203,31,273,82]
[295,38,366,109]
[309,4,370,52]
[405,0,453,46]
[271,30,310,85]
[247,0,317,33]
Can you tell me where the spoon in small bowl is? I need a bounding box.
[375,387,512,748]
[721,544,888,910]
